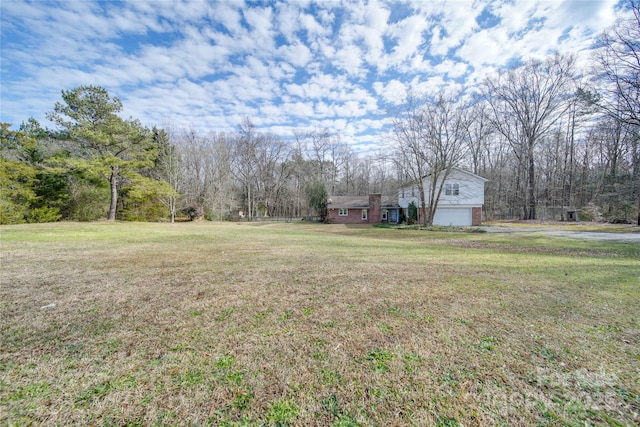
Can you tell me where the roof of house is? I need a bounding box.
[327,195,399,208]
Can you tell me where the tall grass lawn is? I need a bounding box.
[1,221,638,426]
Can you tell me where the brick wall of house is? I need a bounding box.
[472,207,482,226]
[328,208,369,224]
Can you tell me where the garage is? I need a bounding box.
[433,207,472,226]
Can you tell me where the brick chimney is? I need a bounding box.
[368,193,381,223]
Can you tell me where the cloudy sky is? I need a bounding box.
[0,0,624,152]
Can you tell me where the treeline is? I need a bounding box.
[1,2,638,225]
[0,98,396,224]
[158,119,397,222]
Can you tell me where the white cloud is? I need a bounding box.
[135,45,188,81]
[160,0,212,24]
[259,103,284,120]
[386,14,430,69]
[284,83,305,99]
[493,1,539,35]
[333,43,364,75]
[409,74,450,96]
[334,100,365,117]
[315,7,335,26]
[212,2,244,35]
[429,2,482,56]
[243,5,275,45]
[282,101,315,118]
[439,60,468,79]
[0,0,623,153]
[274,2,302,41]
[278,41,312,68]
[456,26,514,69]
[109,3,168,34]
[337,0,390,69]
[315,101,334,117]
[299,10,329,38]
[373,79,407,104]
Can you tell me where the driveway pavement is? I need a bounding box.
[480,226,640,242]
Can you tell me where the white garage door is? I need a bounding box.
[433,208,472,226]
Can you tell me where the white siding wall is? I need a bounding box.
[398,169,486,208]
[398,185,420,209]
[435,169,485,206]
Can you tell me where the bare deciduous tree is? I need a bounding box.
[420,92,472,225]
[177,127,208,218]
[391,94,431,224]
[233,118,259,219]
[202,132,234,220]
[591,0,640,224]
[152,124,183,222]
[592,0,640,128]
[486,53,576,219]
[392,91,471,225]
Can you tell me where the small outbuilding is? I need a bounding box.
[565,209,579,222]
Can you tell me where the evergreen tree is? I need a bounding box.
[47,86,156,220]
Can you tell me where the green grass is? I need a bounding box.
[1,221,638,425]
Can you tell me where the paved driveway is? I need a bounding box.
[480,226,640,242]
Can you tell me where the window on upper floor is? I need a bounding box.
[445,183,459,196]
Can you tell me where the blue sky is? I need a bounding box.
[0,0,623,152]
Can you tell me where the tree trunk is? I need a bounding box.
[567,110,575,210]
[247,183,252,220]
[170,196,175,223]
[108,166,119,221]
[528,146,536,220]
[421,202,429,226]
[419,182,428,226]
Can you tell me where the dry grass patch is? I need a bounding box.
[1,221,638,426]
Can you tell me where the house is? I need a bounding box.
[398,168,488,226]
[327,168,487,226]
[327,194,401,225]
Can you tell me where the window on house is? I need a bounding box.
[362,209,367,220]
[411,187,415,196]
[445,183,459,196]
[338,208,348,216]
[401,188,405,198]
[382,209,388,221]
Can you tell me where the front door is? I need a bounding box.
[390,209,398,223]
